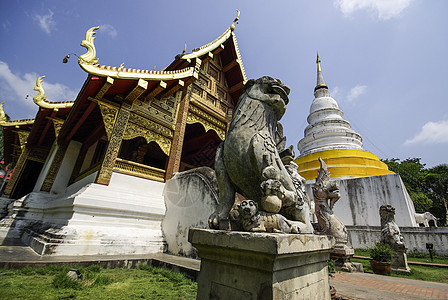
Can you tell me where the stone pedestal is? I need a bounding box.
[189,228,334,300]
[392,248,411,273]
[331,244,358,272]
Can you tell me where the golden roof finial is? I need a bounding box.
[33,75,47,105]
[316,52,322,73]
[315,52,328,91]
[230,9,240,32]
[79,26,100,65]
[0,101,6,122]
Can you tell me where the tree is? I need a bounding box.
[382,158,447,225]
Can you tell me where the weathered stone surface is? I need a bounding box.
[209,76,313,234]
[189,228,334,300]
[346,226,448,255]
[162,167,218,257]
[380,205,411,273]
[313,157,357,272]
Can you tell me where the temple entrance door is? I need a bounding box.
[10,160,44,199]
[180,123,222,171]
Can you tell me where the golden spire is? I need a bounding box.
[315,52,328,91]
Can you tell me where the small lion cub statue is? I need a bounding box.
[238,200,300,233]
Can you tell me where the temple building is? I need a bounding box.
[295,54,393,181]
[295,55,417,229]
[0,13,246,255]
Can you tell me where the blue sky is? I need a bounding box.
[1,0,447,167]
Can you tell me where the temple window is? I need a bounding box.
[118,137,167,170]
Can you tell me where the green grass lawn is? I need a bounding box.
[0,265,197,300]
[352,248,448,283]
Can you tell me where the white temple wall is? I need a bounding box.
[33,141,58,192]
[51,140,82,194]
[17,172,167,255]
[347,226,448,255]
[305,173,417,227]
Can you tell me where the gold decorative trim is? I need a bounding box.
[98,102,119,140]
[0,118,34,127]
[3,147,29,196]
[33,76,74,109]
[28,147,49,163]
[231,33,247,83]
[123,122,172,156]
[96,107,130,185]
[40,143,68,192]
[78,26,198,81]
[181,11,239,60]
[128,112,173,138]
[189,105,226,129]
[186,111,226,141]
[114,158,165,182]
[15,131,29,149]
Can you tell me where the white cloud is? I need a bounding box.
[0,61,77,111]
[346,85,367,102]
[335,0,412,20]
[405,120,448,145]
[99,24,117,38]
[35,9,56,35]
[331,86,341,99]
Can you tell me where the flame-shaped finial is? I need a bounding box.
[0,101,6,122]
[33,75,47,105]
[230,10,240,32]
[79,26,100,65]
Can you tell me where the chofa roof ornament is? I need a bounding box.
[33,76,74,109]
[79,26,100,65]
[230,9,240,32]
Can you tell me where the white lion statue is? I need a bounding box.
[414,212,438,227]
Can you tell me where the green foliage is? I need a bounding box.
[351,257,448,283]
[369,243,392,262]
[327,259,335,277]
[52,265,112,289]
[382,158,447,225]
[0,265,197,299]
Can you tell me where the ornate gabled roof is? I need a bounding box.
[0,102,34,127]
[0,118,35,127]
[176,10,247,82]
[33,76,74,109]
[78,26,201,81]
[77,11,247,84]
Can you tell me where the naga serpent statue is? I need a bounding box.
[313,157,347,243]
[208,76,313,234]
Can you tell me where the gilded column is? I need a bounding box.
[3,147,30,196]
[96,103,131,185]
[40,143,69,192]
[165,89,191,180]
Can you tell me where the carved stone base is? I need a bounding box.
[392,249,411,273]
[189,228,334,300]
[330,244,358,272]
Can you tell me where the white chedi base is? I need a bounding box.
[1,173,166,256]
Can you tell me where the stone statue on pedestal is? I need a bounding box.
[380,204,411,273]
[208,76,313,234]
[313,157,357,272]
